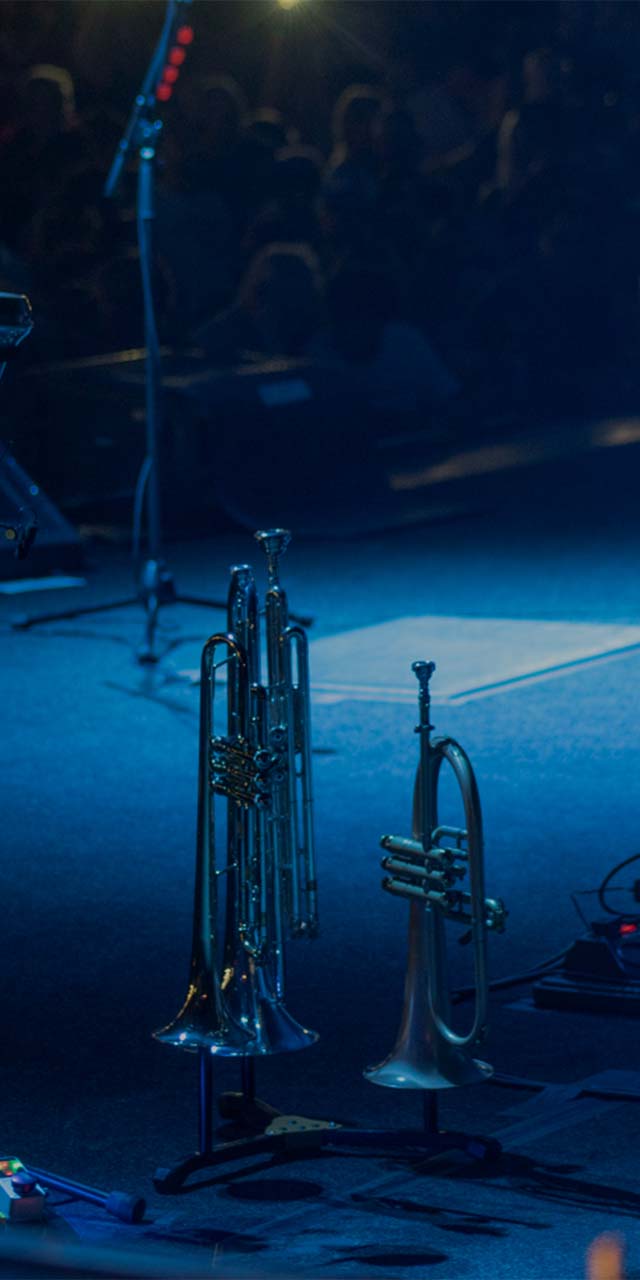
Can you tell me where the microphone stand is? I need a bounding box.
[13,0,226,663]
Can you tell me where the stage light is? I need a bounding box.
[277,0,303,9]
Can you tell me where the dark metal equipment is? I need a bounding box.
[154,528,318,1190]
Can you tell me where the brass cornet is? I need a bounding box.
[155,528,318,1062]
[365,660,506,1093]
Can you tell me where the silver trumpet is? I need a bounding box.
[365,660,506,1093]
[155,528,318,1062]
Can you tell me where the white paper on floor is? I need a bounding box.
[309,615,640,704]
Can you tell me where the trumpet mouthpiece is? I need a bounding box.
[255,529,291,586]
[255,528,291,557]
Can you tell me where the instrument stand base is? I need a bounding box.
[11,557,226,665]
[217,1090,280,1132]
[153,1057,501,1195]
[152,1121,501,1194]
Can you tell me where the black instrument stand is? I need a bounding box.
[11,1,225,664]
[153,1049,501,1193]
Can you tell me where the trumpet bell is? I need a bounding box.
[154,953,318,1057]
[220,948,319,1055]
[153,970,251,1055]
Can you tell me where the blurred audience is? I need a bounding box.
[0,64,85,251]
[0,3,639,426]
[244,145,325,258]
[194,242,324,365]
[311,263,460,419]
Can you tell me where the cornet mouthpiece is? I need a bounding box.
[412,660,436,687]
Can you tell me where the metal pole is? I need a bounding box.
[198,1049,214,1155]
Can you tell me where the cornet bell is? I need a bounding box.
[364,902,492,1090]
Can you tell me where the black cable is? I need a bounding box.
[451,854,640,1005]
[597,851,640,917]
[452,946,570,1004]
[452,854,640,1008]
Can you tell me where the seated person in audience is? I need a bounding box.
[244,145,325,257]
[243,107,297,153]
[324,84,389,209]
[193,241,324,366]
[0,63,85,251]
[310,263,460,421]
[171,74,273,232]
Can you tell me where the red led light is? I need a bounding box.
[156,83,173,102]
[620,922,638,935]
[176,24,194,45]
[163,66,180,84]
[169,47,186,66]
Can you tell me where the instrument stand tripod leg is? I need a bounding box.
[313,1091,501,1163]
[413,1090,502,1162]
[153,1052,283,1194]
[218,1058,281,1132]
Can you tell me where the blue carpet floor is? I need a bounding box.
[2,433,640,1277]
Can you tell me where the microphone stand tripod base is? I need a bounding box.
[11,557,227,665]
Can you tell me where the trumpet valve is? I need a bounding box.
[210,734,285,808]
[269,725,288,751]
[253,747,274,773]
